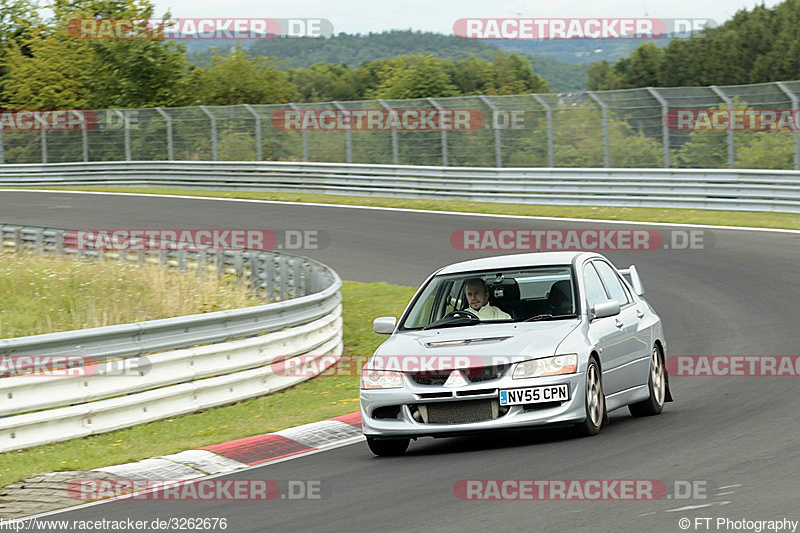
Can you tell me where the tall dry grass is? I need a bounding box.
[0,252,261,338]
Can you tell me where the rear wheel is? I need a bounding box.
[629,345,665,417]
[366,437,410,456]
[573,358,605,437]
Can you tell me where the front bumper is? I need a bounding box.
[360,372,586,438]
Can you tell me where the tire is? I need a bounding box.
[573,358,605,437]
[629,345,666,417]
[366,437,410,456]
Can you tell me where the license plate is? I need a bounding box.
[499,384,569,406]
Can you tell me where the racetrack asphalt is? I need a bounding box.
[2,190,798,533]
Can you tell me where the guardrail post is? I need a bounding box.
[710,86,735,169]
[279,256,287,301]
[776,81,800,171]
[199,105,218,161]
[333,102,352,163]
[587,92,610,168]
[289,104,308,161]
[532,94,554,167]
[378,99,399,165]
[34,229,44,253]
[40,129,47,164]
[155,107,174,160]
[427,98,449,166]
[646,88,670,169]
[243,104,262,161]
[55,231,64,254]
[479,95,502,167]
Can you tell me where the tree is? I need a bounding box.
[367,55,460,99]
[187,48,297,105]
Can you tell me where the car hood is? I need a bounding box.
[371,320,581,371]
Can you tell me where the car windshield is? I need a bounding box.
[401,266,577,330]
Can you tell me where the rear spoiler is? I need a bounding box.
[618,265,645,296]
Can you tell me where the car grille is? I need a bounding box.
[409,364,509,386]
[413,399,503,424]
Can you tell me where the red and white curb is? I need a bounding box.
[95,412,363,480]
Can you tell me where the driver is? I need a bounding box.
[464,278,511,320]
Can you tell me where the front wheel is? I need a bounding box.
[366,437,410,456]
[629,346,666,417]
[572,358,605,437]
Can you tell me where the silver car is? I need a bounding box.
[360,251,672,456]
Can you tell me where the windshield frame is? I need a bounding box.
[397,264,579,331]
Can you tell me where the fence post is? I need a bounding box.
[710,86,734,169]
[532,94,554,167]
[40,129,47,164]
[243,104,262,161]
[74,110,89,162]
[289,104,308,161]
[776,81,800,171]
[587,92,610,168]
[124,110,132,161]
[155,107,174,160]
[647,87,670,168]
[479,95,502,167]
[0,129,4,164]
[333,101,352,163]
[378,99,399,165]
[427,98,449,167]
[199,105,218,161]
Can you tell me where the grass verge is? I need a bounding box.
[18,186,800,231]
[0,280,416,488]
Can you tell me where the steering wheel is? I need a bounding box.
[442,309,479,320]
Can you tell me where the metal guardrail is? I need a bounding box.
[1,160,799,213]
[0,224,341,360]
[0,224,344,452]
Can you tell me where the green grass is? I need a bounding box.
[19,186,800,230]
[0,280,416,488]
[0,251,261,339]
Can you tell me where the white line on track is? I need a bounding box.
[3,189,800,235]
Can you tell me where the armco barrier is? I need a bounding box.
[0,224,343,452]
[1,160,799,213]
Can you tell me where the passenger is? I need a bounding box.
[464,278,511,320]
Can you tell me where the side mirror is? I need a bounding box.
[373,317,397,335]
[592,299,621,320]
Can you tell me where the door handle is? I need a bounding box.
[614,319,624,328]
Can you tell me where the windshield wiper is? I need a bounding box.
[422,315,481,330]
[524,313,577,322]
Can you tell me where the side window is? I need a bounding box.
[583,263,609,310]
[593,261,631,306]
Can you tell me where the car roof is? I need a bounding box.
[437,251,601,275]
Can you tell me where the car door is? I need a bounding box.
[582,261,628,396]
[592,260,652,390]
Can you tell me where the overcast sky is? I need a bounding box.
[150,0,785,35]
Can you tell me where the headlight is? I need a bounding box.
[360,368,404,389]
[513,354,578,379]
